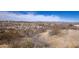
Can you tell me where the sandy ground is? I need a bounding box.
[0,29,79,48]
[32,29,79,48]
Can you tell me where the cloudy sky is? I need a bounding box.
[0,11,79,22]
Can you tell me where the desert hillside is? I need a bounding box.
[0,21,79,48]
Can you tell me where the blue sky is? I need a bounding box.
[0,11,79,22]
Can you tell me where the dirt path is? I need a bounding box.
[32,30,79,48]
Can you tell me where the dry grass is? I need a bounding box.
[0,22,79,48]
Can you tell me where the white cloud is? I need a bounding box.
[0,11,75,22]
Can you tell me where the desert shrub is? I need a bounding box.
[22,38,34,48]
[64,24,75,30]
[31,34,50,48]
[25,29,35,37]
[11,38,34,48]
[0,29,24,45]
[49,24,61,35]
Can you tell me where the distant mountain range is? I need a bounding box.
[0,20,79,25]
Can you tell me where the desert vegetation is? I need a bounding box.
[0,21,79,48]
